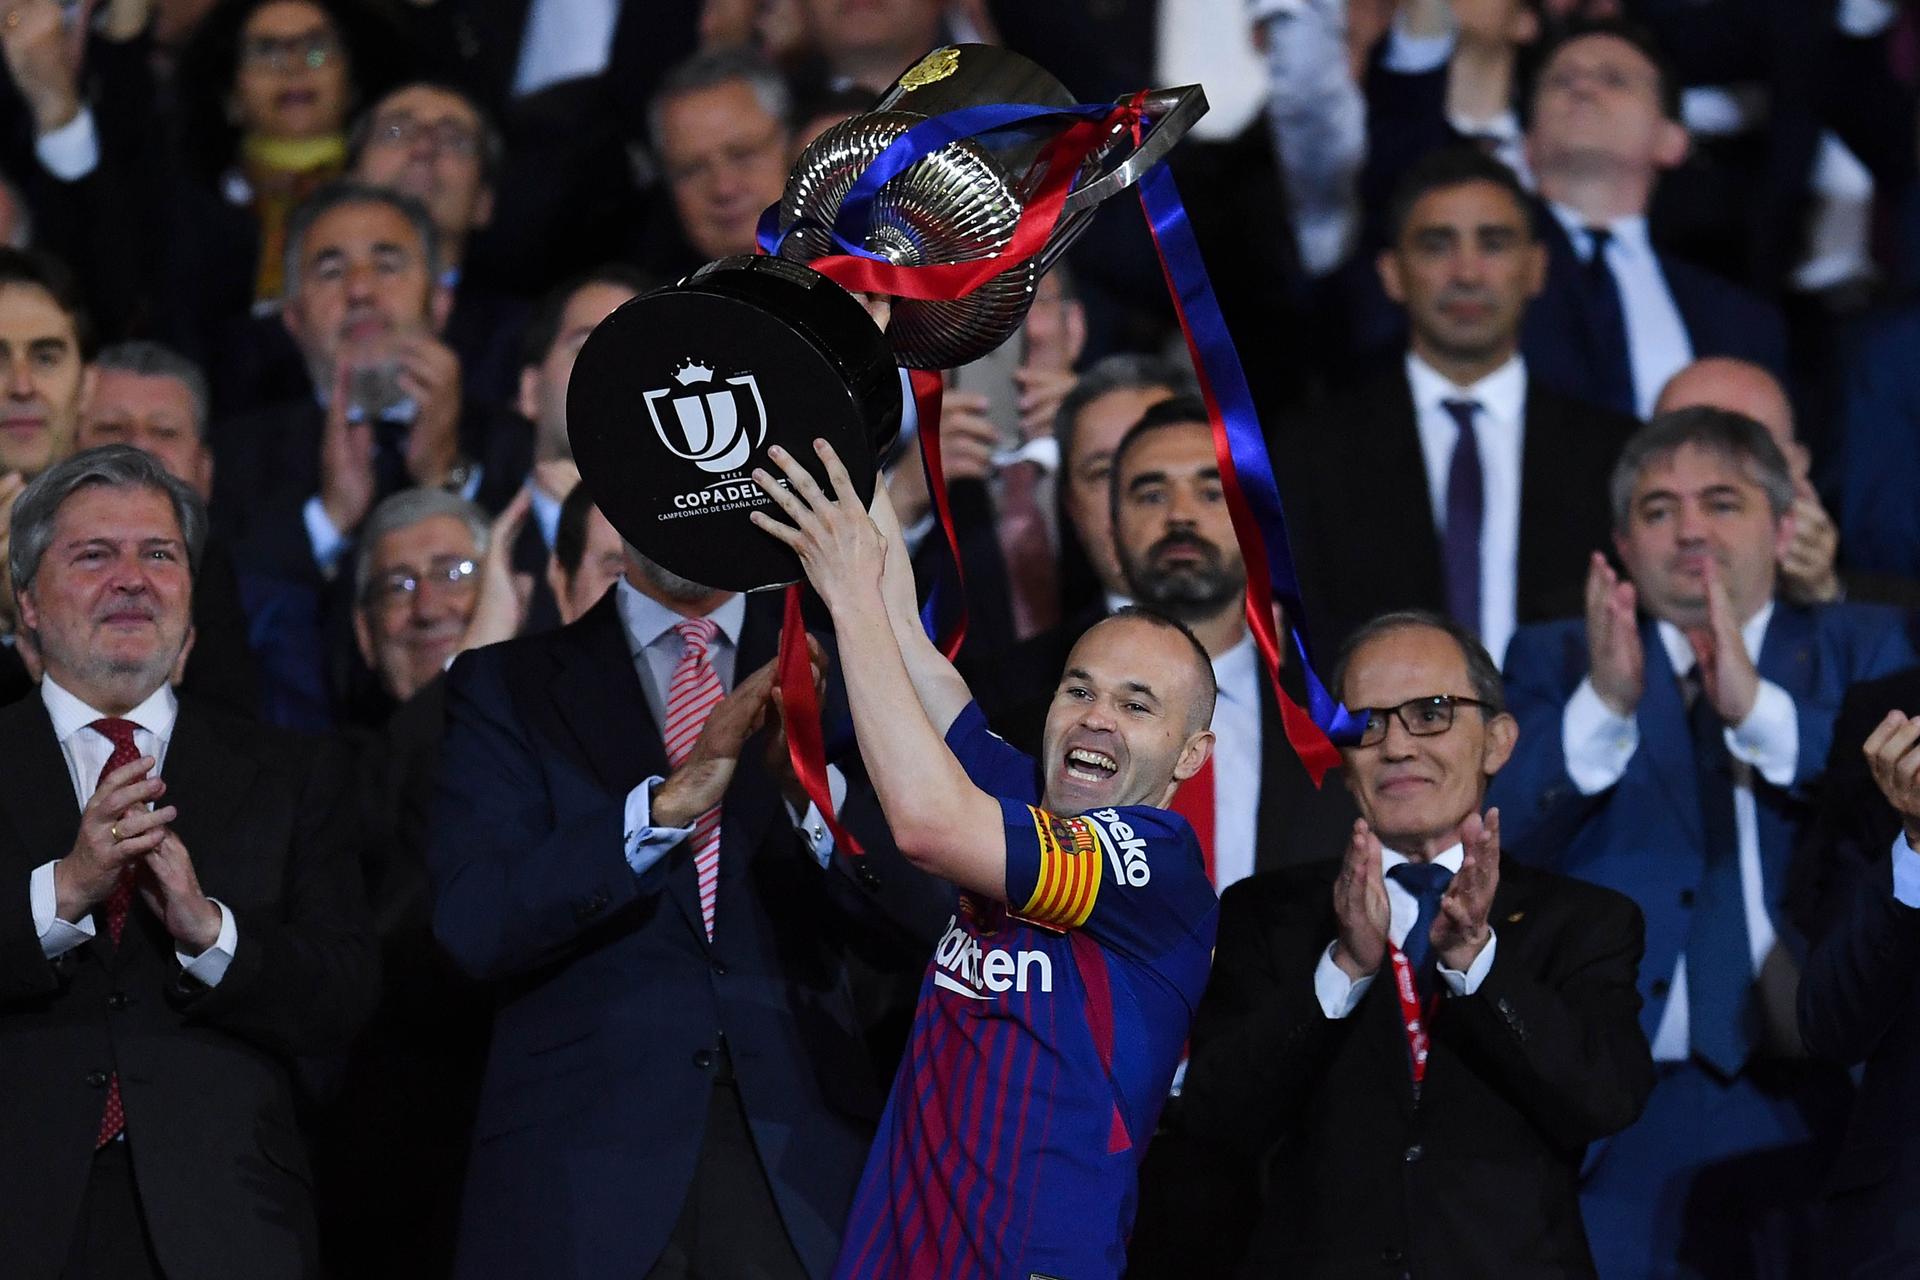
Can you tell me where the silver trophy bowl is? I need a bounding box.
[775,43,1209,370]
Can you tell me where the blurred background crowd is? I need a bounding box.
[8,0,1920,1276]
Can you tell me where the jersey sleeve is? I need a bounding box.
[944,701,1042,804]
[1000,799,1218,967]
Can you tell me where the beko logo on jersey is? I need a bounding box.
[931,916,1054,1000]
[1090,808,1152,886]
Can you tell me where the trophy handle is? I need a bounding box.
[1036,85,1209,275]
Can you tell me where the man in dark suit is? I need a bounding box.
[429,542,938,1279]
[0,444,377,1279]
[1519,19,1787,418]
[1281,145,1636,668]
[1789,666,1920,1276]
[1493,408,1916,1276]
[1129,609,1653,1278]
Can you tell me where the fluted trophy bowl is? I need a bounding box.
[566,43,1208,592]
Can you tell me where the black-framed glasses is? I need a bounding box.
[240,29,341,72]
[1353,695,1492,747]
[368,556,477,605]
[369,114,481,158]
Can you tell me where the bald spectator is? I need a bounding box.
[648,50,792,270]
[1656,358,1845,608]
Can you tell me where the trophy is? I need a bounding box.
[568,44,1207,593]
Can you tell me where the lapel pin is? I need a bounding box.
[1506,911,1525,923]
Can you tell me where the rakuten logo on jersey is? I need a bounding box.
[930,915,1054,1001]
[1090,808,1152,886]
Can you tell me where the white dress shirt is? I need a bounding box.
[1561,603,1793,1060]
[1313,841,1498,1018]
[612,578,839,874]
[1547,203,1694,420]
[529,483,563,551]
[1405,352,1528,667]
[1207,633,1263,892]
[511,0,621,98]
[29,677,237,983]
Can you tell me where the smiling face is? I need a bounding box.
[1112,421,1244,624]
[1039,614,1214,815]
[1380,179,1544,377]
[233,0,351,141]
[1614,442,1788,629]
[353,512,480,702]
[0,283,87,479]
[1340,624,1516,855]
[18,484,193,711]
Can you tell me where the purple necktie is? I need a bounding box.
[1441,399,1484,637]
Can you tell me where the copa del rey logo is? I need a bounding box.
[643,359,768,475]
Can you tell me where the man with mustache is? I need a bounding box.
[1494,407,1916,1275]
[1279,145,1635,668]
[1110,396,1356,884]
[0,444,376,1277]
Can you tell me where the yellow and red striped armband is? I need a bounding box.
[1017,807,1102,930]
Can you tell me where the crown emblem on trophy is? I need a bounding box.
[672,360,715,386]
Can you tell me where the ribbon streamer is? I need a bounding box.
[778,585,864,856]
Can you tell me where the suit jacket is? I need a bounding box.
[1521,214,1789,415]
[1492,603,1915,1046]
[428,591,937,1280]
[0,695,378,1280]
[1836,302,1920,579]
[1275,361,1637,660]
[1791,665,1920,1273]
[1128,857,1653,1278]
[978,604,1360,875]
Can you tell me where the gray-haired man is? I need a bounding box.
[0,444,375,1278]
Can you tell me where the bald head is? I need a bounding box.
[1655,358,1805,481]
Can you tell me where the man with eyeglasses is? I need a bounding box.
[1129,608,1653,1278]
[1493,407,1916,1275]
[308,483,527,1276]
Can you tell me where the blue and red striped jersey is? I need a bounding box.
[833,704,1218,1280]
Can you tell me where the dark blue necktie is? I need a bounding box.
[1440,399,1484,637]
[1683,678,1756,1078]
[1389,860,1456,999]
[1580,226,1637,418]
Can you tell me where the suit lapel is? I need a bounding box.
[549,593,667,793]
[1755,601,1814,699]
[0,697,83,873]
[712,598,787,910]
[1515,385,1577,613]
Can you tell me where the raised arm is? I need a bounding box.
[753,442,1009,899]
[869,479,975,736]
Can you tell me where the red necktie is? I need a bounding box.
[1170,755,1216,888]
[89,716,143,1148]
[664,619,725,940]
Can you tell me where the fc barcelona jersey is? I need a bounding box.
[832,704,1218,1280]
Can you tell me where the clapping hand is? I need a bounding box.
[1331,819,1390,980]
[1432,808,1500,972]
[1585,552,1643,717]
[1687,558,1759,726]
[1863,710,1920,851]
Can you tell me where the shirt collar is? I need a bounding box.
[1405,351,1527,423]
[1381,841,1466,875]
[41,674,178,745]
[614,576,745,658]
[528,483,562,550]
[1546,201,1652,260]
[1212,629,1259,706]
[1654,599,1775,676]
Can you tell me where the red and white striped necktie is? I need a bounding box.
[663,617,725,939]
